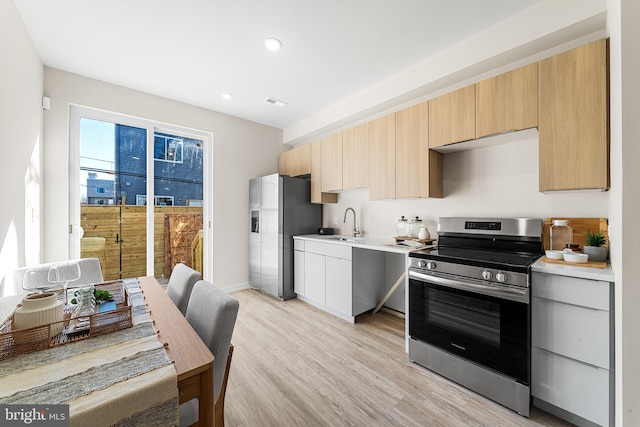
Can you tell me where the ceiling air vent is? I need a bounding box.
[264,97,288,107]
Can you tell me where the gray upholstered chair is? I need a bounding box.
[180,280,239,427]
[13,258,104,294]
[166,263,201,315]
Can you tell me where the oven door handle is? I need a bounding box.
[409,270,529,304]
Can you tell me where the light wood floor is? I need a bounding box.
[225,289,571,427]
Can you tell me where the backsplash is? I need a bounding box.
[322,139,609,239]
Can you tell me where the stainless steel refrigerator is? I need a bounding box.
[249,173,322,300]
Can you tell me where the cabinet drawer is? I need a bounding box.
[304,241,352,260]
[532,347,610,427]
[532,296,609,368]
[294,239,305,251]
[532,272,610,310]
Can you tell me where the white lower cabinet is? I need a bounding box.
[296,239,383,323]
[294,238,401,323]
[531,272,613,427]
[304,252,326,304]
[300,241,353,319]
[325,256,352,316]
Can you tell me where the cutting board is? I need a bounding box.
[542,217,608,251]
[383,242,436,251]
[540,256,608,269]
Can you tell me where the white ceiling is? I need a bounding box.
[14,0,541,130]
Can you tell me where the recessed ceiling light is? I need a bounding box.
[264,38,282,51]
[220,93,234,100]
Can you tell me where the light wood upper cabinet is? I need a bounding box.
[321,133,343,192]
[310,139,338,204]
[396,101,443,199]
[476,63,538,138]
[538,39,609,192]
[278,144,311,177]
[294,144,311,176]
[278,151,288,175]
[429,85,476,148]
[369,113,396,200]
[342,123,369,190]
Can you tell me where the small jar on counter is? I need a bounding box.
[396,216,410,237]
[549,219,573,251]
[409,217,423,238]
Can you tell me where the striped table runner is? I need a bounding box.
[0,279,179,426]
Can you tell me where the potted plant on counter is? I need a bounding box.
[584,231,607,262]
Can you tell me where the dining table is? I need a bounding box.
[0,276,215,427]
[139,276,215,427]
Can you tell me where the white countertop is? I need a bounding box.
[532,258,615,282]
[294,234,430,255]
[296,235,616,282]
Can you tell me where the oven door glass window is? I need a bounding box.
[409,278,529,383]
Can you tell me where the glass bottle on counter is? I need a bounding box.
[396,216,409,237]
[549,219,573,251]
[409,217,423,238]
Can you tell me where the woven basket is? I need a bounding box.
[0,281,133,360]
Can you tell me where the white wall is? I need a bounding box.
[619,1,640,422]
[0,0,43,295]
[42,68,284,289]
[323,138,609,239]
[608,0,640,425]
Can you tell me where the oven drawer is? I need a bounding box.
[532,347,610,427]
[532,296,609,369]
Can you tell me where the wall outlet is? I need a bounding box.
[332,216,338,225]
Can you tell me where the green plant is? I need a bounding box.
[585,231,607,247]
[70,288,113,305]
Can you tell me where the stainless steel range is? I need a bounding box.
[408,217,543,417]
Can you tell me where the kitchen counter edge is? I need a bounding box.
[531,258,615,282]
[293,234,415,255]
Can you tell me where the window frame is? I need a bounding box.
[69,105,214,280]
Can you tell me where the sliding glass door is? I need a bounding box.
[69,107,211,281]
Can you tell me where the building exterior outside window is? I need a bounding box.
[86,172,116,204]
[82,124,203,206]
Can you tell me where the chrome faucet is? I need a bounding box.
[343,207,360,238]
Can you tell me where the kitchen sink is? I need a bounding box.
[327,236,362,243]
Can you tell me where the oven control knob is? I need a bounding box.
[426,261,436,270]
[417,260,427,268]
[482,269,492,280]
[496,272,507,283]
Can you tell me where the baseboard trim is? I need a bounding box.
[220,282,251,294]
